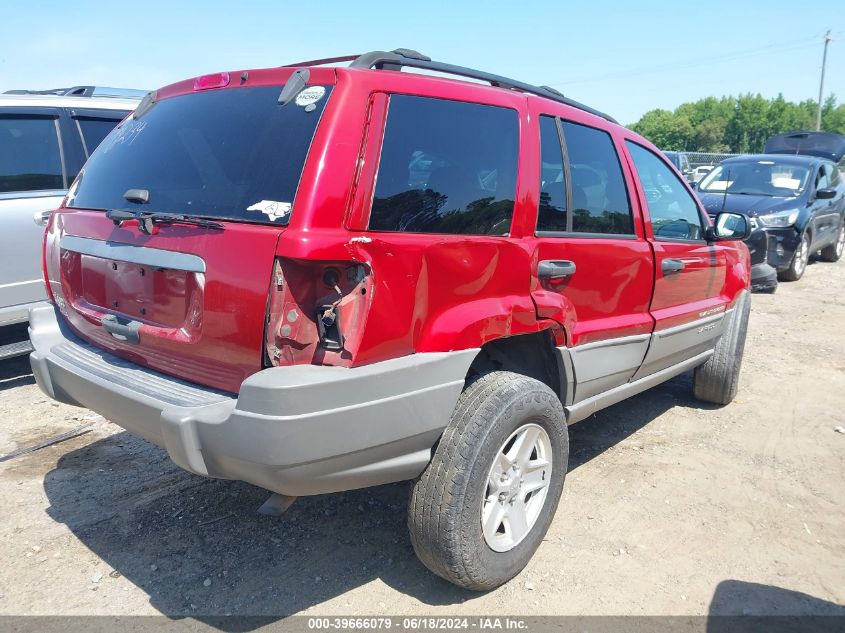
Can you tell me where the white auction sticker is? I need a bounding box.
[294,86,326,107]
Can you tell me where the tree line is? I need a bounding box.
[629,94,845,154]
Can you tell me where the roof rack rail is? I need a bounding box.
[3,86,146,100]
[343,49,616,123]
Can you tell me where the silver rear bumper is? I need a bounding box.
[29,304,476,496]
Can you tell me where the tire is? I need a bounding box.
[408,371,568,591]
[778,232,810,281]
[819,222,845,263]
[693,291,750,405]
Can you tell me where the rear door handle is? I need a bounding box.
[662,258,686,275]
[538,260,577,280]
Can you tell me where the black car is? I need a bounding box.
[696,132,845,290]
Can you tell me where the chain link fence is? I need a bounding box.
[684,152,740,169]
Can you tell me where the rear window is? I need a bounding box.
[368,95,518,235]
[66,85,332,224]
[0,115,64,193]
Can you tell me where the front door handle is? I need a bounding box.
[662,258,686,275]
[538,259,577,281]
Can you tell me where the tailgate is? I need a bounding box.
[51,209,281,392]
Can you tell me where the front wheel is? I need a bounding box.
[408,371,568,591]
[819,222,845,263]
[778,232,810,281]
[693,291,750,405]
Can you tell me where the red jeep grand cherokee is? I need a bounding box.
[30,49,751,590]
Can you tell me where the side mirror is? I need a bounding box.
[816,187,836,200]
[33,209,53,227]
[707,211,751,241]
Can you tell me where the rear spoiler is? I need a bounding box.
[764,131,845,163]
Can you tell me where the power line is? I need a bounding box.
[554,36,821,86]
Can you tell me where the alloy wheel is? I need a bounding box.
[793,234,810,277]
[481,423,552,552]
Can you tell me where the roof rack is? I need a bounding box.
[3,86,146,100]
[284,48,616,123]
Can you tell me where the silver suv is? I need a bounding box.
[0,86,139,358]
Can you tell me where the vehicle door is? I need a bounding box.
[0,107,67,324]
[623,140,729,379]
[809,163,840,250]
[529,113,654,403]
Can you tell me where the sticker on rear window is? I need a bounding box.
[295,86,326,108]
[247,200,292,221]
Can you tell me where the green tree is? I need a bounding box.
[630,94,844,152]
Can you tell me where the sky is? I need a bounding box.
[2,0,842,124]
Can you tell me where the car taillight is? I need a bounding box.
[265,258,373,367]
[193,72,230,91]
[42,211,63,305]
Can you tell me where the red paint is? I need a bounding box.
[45,63,748,392]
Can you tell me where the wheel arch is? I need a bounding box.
[465,330,572,405]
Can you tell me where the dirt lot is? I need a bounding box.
[1,257,844,620]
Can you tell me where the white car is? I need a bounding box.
[0,86,140,358]
[692,165,714,182]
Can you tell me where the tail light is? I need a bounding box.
[193,72,230,91]
[42,211,63,306]
[265,258,373,367]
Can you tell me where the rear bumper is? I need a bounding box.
[29,304,476,496]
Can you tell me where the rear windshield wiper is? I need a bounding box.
[106,208,224,234]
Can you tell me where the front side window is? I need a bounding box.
[626,141,704,241]
[815,165,830,191]
[67,85,332,224]
[368,95,518,235]
[562,121,633,235]
[0,115,64,193]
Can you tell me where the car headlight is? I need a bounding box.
[757,209,799,228]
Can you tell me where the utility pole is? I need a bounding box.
[816,30,832,131]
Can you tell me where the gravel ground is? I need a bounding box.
[1,257,844,619]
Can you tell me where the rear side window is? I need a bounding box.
[562,121,633,235]
[0,115,64,193]
[75,116,126,158]
[626,141,704,241]
[537,115,567,232]
[368,95,518,235]
[67,86,332,224]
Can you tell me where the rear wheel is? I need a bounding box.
[693,291,750,405]
[408,371,568,591]
[778,232,810,281]
[819,222,845,263]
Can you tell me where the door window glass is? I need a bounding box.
[0,116,64,192]
[369,95,518,235]
[537,115,567,232]
[562,121,633,234]
[626,141,704,241]
[76,116,125,157]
